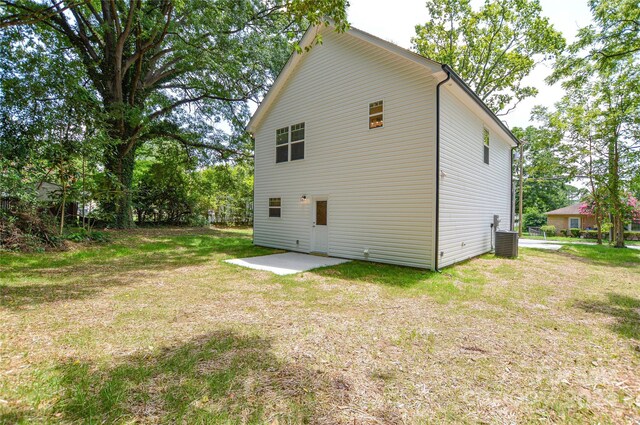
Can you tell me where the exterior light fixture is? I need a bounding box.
[300,195,307,202]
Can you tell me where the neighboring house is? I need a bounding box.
[1,182,78,217]
[247,25,519,270]
[545,204,596,231]
[546,203,640,231]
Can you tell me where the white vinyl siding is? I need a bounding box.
[438,87,512,268]
[253,29,437,268]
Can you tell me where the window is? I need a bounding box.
[369,100,383,129]
[290,123,305,160]
[275,123,305,163]
[315,200,327,225]
[269,198,281,218]
[483,128,490,164]
[276,127,289,163]
[569,217,580,229]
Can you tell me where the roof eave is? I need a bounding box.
[441,65,520,147]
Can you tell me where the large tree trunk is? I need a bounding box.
[104,143,137,228]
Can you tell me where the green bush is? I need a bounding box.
[65,228,111,243]
[560,229,568,237]
[624,231,640,241]
[570,228,581,238]
[540,225,556,236]
[580,230,599,239]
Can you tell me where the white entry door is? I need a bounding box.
[312,198,328,253]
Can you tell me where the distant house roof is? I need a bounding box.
[545,203,586,216]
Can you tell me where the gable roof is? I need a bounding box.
[247,24,520,147]
[545,203,586,215]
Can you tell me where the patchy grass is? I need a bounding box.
[1,227,639,424]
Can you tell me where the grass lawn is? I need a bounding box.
[1,227,639,424]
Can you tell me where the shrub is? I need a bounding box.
[0,209,63,252]
[540,225,556,236]
[560,229,569,237]
[570,228,581,238]
[624,231,640,241]
[580,230,599,239]
[65,228,111,243]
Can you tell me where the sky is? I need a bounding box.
[347,0,594,129]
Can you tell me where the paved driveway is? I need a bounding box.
[518,239,563,250]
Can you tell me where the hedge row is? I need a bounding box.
[557,229,640,240]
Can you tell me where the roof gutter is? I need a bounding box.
[434,65,451,271]
[441,64,520,147]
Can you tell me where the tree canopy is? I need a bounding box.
[412,0,565,114]
[0,0,348,227]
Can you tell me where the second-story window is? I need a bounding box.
[483,128,490,165]
[290,123,305,160]
[369,100,383,129]
[275,123,305,163]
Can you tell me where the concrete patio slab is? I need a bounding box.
[225,252,350,275]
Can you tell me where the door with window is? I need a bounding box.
[312,198,328,253]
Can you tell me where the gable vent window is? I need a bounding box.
[483,128,490,164]
[275,123,305,163]
[369,100,383,129]
[269,197,281,218]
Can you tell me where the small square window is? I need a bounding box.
[269,198,281,218]
[369,100,383,129]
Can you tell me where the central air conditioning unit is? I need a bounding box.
[495,230,519,258]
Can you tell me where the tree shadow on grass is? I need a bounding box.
[575,293,640,341]
[9,330,350,424]
[1,232,277,309]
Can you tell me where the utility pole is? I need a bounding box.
[518,140,525,237]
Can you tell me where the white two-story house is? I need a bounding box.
[247,25,519,270]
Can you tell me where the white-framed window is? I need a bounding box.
[569,217,580,229]
[269,198,281,218]
[369,100,383,129]
[275,123,305,163]
[483,128,490,164]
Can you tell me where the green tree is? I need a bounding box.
[195,163,254,224]
[552,0,640,76]
[511,125,583,233]
[412,0,565,114]
[1,0,348,227]
[543,59,640,246]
